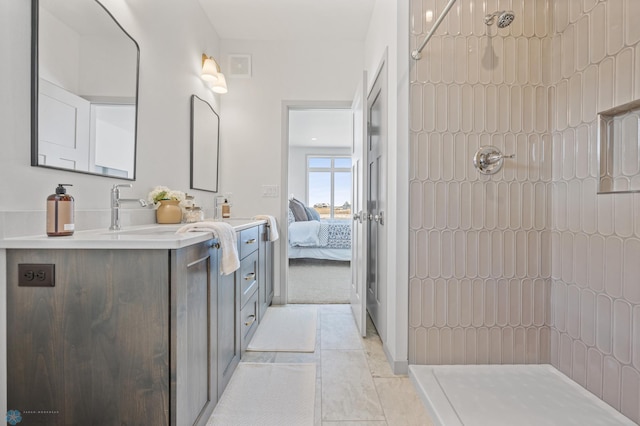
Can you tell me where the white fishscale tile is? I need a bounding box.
[510,86,522,132]
[442,36,455,84]
[615,194,634,238]
[568,180,581,233]
[588,122,600,179]
[504,230,516,278]
[613,299,632,365]
[447,181,460,228]
[615,47,634,107]
[441,231,454,279]
[422,83,435,132]
[509,182,522,229]
[416,229,428,279]
[522,0,535,37]
[604,236,623,298]
[522,86,534,133]
[430,37,442,83]
[636,44,640,100]
[429,133,441,181]
[535,86,547,133]
[486,85,498,133]
[534,182,547,230]
[409,279,422,328]
[621,367,640,424]
[447,278,459,326]
[633,306,640,371]
[492,36,505,85]
[435,181,447,229]
[555,0,570,32]
[597,294,614,354]
[576,15,590,71]
[410,84,423,132]
[573,339,588,387]
[434,278,447,326]
[454,133,466,181]
[569,73,582,128]
[556,80,569,131]
[575,125,589,179]
[422,278,434,327]
[429,230,441,278]
[454,231,466,278]
[603,356,622,410]
[562,129,576,180]
[467,231,478,278]
[497,181,509,230]
[527,230,539,277]
[541,230,552,279]
[474,85,485,133]
[551,231,562,280]
[461,84,473,132]
[588,234,606,293]
[442,133,454,181]
[567,285,581,339]
[582,65,598,123]
[562,25,575,79]
[561,232,574,284]
[607,0,625,56]
[551,35,563,84]
[510,279,522,326]
[467,37,479,84]
[589,3,607,64]
[623,238,640,304]
[597,193,614,236]
[435,84,448,132]
[454,36,467,84]
[515,230,528,278]
[573,233,589,288]
[581,289,597,347]
[587,347,604,398]
[478,230,491,278]
[516,37,529,85]
[460,181,472,230]
[598,57,615,112]
[529,38,541,85]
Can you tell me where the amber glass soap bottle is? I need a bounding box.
[47,184,75,236]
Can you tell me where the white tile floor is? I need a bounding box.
[227,304,434,426]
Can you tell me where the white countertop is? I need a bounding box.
[0,219,266,250]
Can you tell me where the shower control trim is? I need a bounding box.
[473,146,515,175]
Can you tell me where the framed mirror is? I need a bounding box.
[31,0,140,179]
[190,95,220,193]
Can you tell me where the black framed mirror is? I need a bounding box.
[190,95,220,193]
[31,0,140,179]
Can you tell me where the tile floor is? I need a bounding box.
[230,304,434,426]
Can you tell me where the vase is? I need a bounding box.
[156,200,182,224]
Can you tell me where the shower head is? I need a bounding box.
[484,10,515,28]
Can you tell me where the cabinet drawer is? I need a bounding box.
[238,226,259,259]
[240,289,259,352]
[239,250,258,308]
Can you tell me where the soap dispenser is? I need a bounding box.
[222,199,231,218]
[47,184,75,236]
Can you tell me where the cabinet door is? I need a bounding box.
[258,224,269,320]
[216,248,240,396]
[7,249,169,426]
[172,240,218,426]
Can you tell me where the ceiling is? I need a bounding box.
[289,110,353,148]
[198,0,376,41]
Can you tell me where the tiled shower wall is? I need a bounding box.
[549,0,640,422]
[408,0,640,422]
[408,0,553,365]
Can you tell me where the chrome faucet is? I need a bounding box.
[110,184,148,230]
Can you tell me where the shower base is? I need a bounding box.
[409,364,634,426]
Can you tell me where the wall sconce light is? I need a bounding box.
[201,53,228,94]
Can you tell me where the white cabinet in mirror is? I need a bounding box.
[32,0,139,180]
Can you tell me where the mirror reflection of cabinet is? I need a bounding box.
[32,0,139,179]
[190,95,220,192]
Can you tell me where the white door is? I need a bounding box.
[37,79,90,170]
[366,63,387,339]
[350,72,367,337]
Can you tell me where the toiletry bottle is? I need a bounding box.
[222,199,231,218]
[47,184,75,236]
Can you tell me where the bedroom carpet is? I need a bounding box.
[247,306,317,352]
[288,259,351,303]
[206,363,316,426]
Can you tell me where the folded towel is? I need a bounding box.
[253,215,279,241]
[176,222,240,275]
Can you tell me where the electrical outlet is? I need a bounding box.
[18,264,55,287]
[262,185,279,198]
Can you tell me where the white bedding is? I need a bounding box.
[288,221,321,246]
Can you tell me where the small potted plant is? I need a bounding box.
[148,186,185,223]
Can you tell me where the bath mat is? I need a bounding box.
[207,363,316,426]
[247,306,317,352]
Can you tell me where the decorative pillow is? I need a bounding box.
[288,208,296,224]
[305,206,320,221]
[288,198,308,222]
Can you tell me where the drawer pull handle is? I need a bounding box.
[211,242,221,249]
[244,315,256,326]
[244,272,256,280]
[245,238,256,244]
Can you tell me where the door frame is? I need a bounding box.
[279,100,353,305]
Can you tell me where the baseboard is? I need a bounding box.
[383,341,408,375]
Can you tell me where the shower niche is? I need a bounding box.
[598,99,640,194]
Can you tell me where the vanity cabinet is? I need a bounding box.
[6,240,220,426]
[238,227,260,352]
[258,224,274,320]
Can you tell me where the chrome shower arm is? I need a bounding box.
[411,0,457,60]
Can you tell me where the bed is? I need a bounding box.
[287,205,351,261]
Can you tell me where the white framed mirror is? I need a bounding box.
[190,95,220,193]
[31,0,139,179]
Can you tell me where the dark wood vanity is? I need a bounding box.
[5,222,273,425]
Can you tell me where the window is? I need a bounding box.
[307,156,352,219]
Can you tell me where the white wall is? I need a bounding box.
[363,0,410,373]
[217,39,363,298]
[0,0,223,414]
[0,0,222,225]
